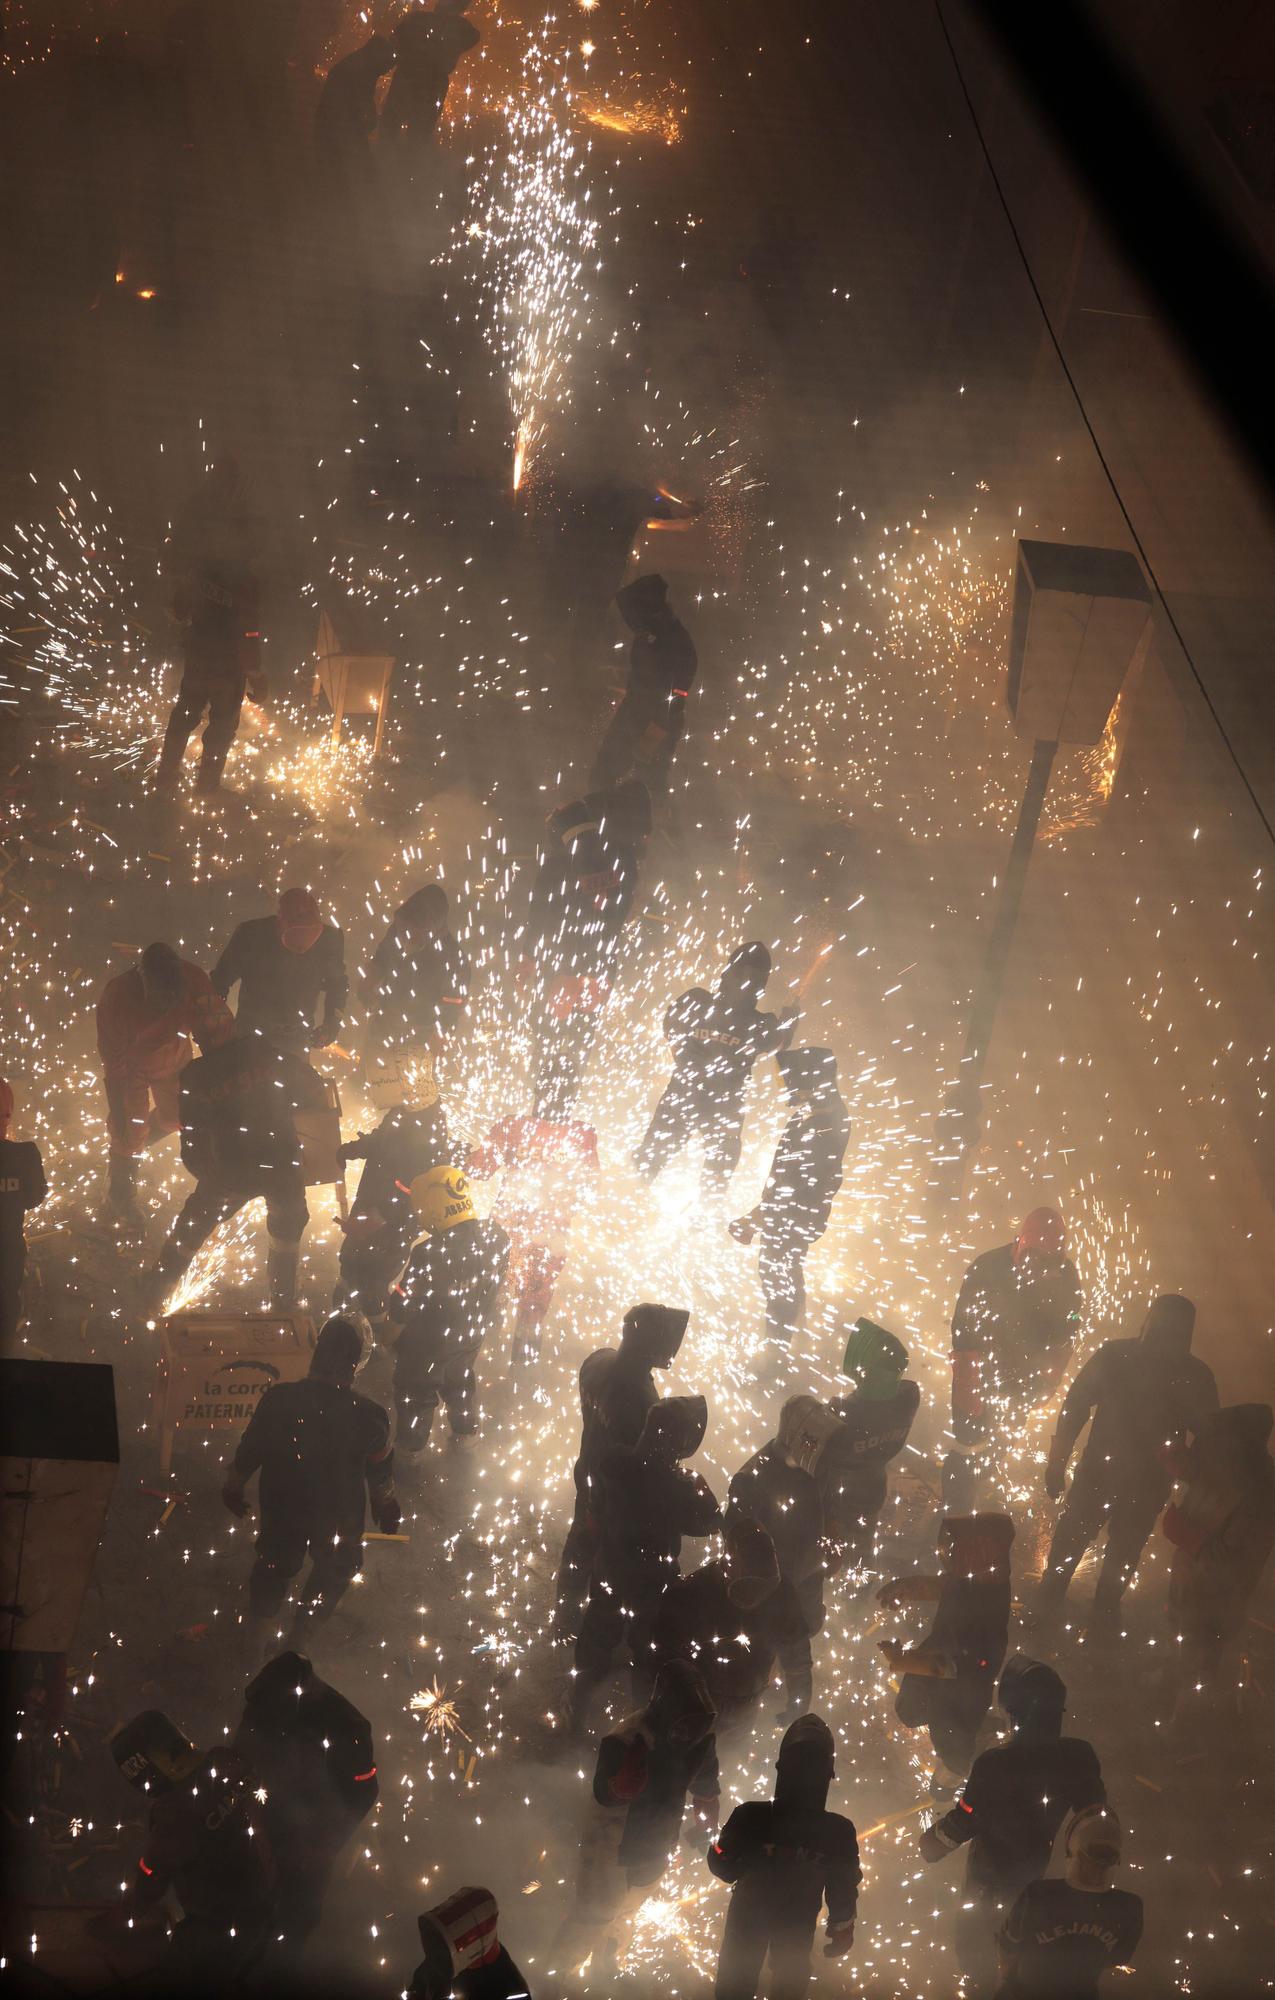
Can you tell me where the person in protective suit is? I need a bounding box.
[144,1021,329,1312]
[411,1886,530,2000]
[556,1660,718,1975]
[467,1059,600,1370]
[1162,1402,1275,1700]
[383,0,481,164]
[0,1078,47,1342]
[995,1805,1141,2000]
[878,1513,1015,1792]
[365,881,472,1058]
[731,1047,850,1353]
[591,573,698,795]
[571,1394,721,1730]
[822,1319,921,1572]
[653,1515,815,1734]
[554,1305,690,1634]
[232,1649,380,1944]
[946,1209,1083,1506]
[708,1713,859,2000]
[96,941,232,1216]
[1038,1293,1218,1628]
[389,1165,510,1453]
[155,557,265,797]
[335,1100,451,1317]
[920,1656,1106,1991]
[728,1396,834,1662]
[222,1314,399,1648]
[314,33,395,201]
[521,779,650,1088]
[636,943,798,1190]
[109,1708,276,1982]
[212,887,349,1057]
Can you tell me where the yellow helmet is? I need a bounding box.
[410,1165,475,1233]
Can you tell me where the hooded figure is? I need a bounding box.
[111,1709,276,1977]
[155,557,264,797]
[949,1210,1083,1484]
[0,1078,47,1342]
[708,1713,859,2000]
[96,942,232,1214]
[556,1661,718,1975]
[636,944,798,1190]
[1163,1402,1275,1689]
[411,1885,529,2000]
[314,33,395,199]
[731,1046,850,1354]
[996,1807,1142,1999]
[920,1656,1106,1989]
[365,881,472,1057]
[383,0,481,165]
[389,1166,510,1451]
[571,1394,721,1729]
[728,1395,833,1649]
[144,1021,329,1313]
[653,1515,814,1730]
[879,1514,1015,1790]
[335,1101,451,1317]
[232,1650,379,1942]
[555,1347,622,1637]
[590,572,699,795]
[222,1314,399,1649]
[211,889,348,1057]
[1039,1294,1218,1627]
[823,1320,921,1569]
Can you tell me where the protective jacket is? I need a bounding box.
[930,1735,1105,1895]
[952,1241,1083,1415]
[997,1878,1142,1997]
[709,1800,860,1929]
[1053,1335,1218,1503]
[232,1377,394,1546]
[179,1035,328,1184]
[96,960,227,1084]
[135,1751,276,1927]
[1164,1403,1275,1624]
[392,1218,511,1384]
[761,1092,850,1242]
[823,1378,920,1520]
[367,925,471,1048]
[727,1444,823,1588]
[213,916,348,1051]
[653,1561,810,1705]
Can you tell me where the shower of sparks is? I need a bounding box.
[410,1680,472,1743]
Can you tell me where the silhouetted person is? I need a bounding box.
[384,0,480,171]
[314,34,395,202]
[156,559,264,796]
[1163,1402,1275,1702]
[213,887,348,1056]
[731,1047,849,1356]
[591,573,698,794]
[996,1807,1141,2000]
[0,1078,46,1342]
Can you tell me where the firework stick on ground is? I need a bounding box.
[858,1801,931,1842]
[364,1532,410,1542]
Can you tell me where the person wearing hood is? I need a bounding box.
[554,1306,690,1636]
[1038,1293,1218,1628]
[947,1209,1083,1504]
[467,1060,600,1371]
[731,1046,850,1354]
[383,0,481,165]
[728,1396,837,1674]
[335,1098,451,1317]
[0,1078,47,1342]
[996,1806,1142,1999]
[920,1656,1106,1989]
[108,1708,276,1980]
[590,572,699,795]
[96,941,233,1217]
[364,881,472,1059]
[411,1886,530,2000]
[232,1650,379,1945]
[571,1393,721,1731]
[155,557,265,798]
[636,943,798,1191]
[389,1165,510,1454]
[143,1019,329,1313]
[314,33,395,198]
[1162,1401,1275,1696]
[878,1513,1015,1793]
[708,1713,859,1999]
[653,1516,815,1732]
[212,888,348,1057]
[556,1661,718,1976]
[522,779,650,1091]
[822,1320,921,1571]
[221,1314,399,1651]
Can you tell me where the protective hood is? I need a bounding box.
[1013,1205,1067,1264]
[842,1318,908,1401]
[646,1659,716,1744]
[139,940,182,999]
[775,1713,834,1812]
[621,1302,690,1367]
[639,1393,708,1461]
[1211,1402,1275,1449]
[998,1654,1066,1733]
[396,883,449,933]
[721,941,771,993]
[417,1886,501,1979]
[277,887,324,955]
[615,571,669,629]
[1140,1292,1196,1355]
[724,1515,781,1608]
[1067,1805,1123,1866]
[242,1651,314,1726]
[940,1512,1015,1576]
[776,1046,839,1098]
[410,1165,476,1233]
[777,1394,843,1474]
[111,1710,201,1793]
[311,1313,372,1379]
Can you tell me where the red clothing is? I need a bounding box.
[96,962,230,1157]
[468,1115,599,1244]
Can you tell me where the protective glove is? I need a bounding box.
[309,1025,338,1050]
[729,1214,757,1246]
[221,1478,249,1519]
[1044,1449,1068,1502]
[337,1136,366,1165]
[877,1638,908,1671]
[876,1577,924,1609]
[374,1496,402,1535]
[918,1825,948,1864]
[823,1921,854,1959]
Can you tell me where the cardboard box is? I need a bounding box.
[297,1074,344,1188]
[154,1311,315,1472]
